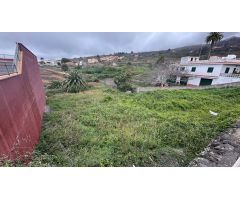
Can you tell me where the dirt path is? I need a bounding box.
[40,67,66,86]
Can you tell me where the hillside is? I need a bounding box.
[136,36,240,60]
[75,37,240,67]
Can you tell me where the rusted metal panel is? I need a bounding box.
[0,43,45,160]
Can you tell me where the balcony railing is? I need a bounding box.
[0,46,19,77]
[220,73,240,78]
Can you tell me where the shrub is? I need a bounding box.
[156,55,165,64]
[61,58,71,63]
[63,71,87,93]
[79,67,122,79]
[47,80,63,89]
[61,64,69,72]
[114,71,134,92]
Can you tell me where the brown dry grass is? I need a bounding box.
[40,67,66,86]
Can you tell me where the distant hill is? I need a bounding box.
[141,36,240,60]
[77,36,240,64]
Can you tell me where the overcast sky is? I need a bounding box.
[0,32,239,59]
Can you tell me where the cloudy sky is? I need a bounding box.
[0,32,239,59]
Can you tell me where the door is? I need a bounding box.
[199,78,213,86]
[180,77,188,85]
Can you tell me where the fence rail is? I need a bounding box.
[0,54,14,60]
[220,73,240,78]
[0,51,19,77]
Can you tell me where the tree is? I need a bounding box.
[114,71,134,92]
[206,32,224,59]
[156,55,165,64]
[61,58,71,63]
[155,63,177,86]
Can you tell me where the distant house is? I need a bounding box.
[176,55,240,86]
[38,59,57,66]
[88,58,99,64]
[100,55,124,62]
[65,61,79,67]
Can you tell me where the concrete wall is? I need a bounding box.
[184,64,240,86]
[220,65,240,74]
[0,43,45,160]
[212,76,240,85]
[187,77,201,86]
[185,64,222,77]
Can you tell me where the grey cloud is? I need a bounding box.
[0,32,239,59]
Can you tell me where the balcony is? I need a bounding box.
[220,73,240,78]
[0,54,18,77]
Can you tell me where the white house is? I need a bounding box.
[176,55,240,86]
[38,59,58,66]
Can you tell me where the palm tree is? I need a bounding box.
[206,32,224,59]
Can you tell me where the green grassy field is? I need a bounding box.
[29,85,240,167]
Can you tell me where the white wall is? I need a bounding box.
[220,65,240,74]
[180,56,199,64]
[184,64,222,77]
[212,76,240,85]
[180,64,240,86]
[187,77,201,86]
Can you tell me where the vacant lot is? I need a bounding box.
[30,86,240,167]
[40,66,66,86]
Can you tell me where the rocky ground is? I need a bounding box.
[189,120,240,167]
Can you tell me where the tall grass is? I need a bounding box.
[30,86,240,166]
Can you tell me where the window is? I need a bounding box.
[191,67,196,72]
[180,67,185,71]
[190,58,193,61]
[233,68,237,74]
[225,67,230,74]
[207,67,214,73]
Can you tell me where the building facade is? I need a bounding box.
[177,55,240,86]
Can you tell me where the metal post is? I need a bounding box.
[5,63,10,75]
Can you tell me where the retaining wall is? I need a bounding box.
[0,43,45,160]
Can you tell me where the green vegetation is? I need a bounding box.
[27,86,240,167]
[114,70,134,92]
[47,80,62,89]
[206,32,224,58]
[61,64,69,72]
[62,71,87,93]
[156,55,165,64]
[78,66,122,80]
[46,71,87,94]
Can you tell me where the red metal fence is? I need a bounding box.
[0,43,45,160]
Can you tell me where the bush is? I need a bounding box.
[63,71,87,93]
[79,67,122,79]
[84,74,99,82]
[47,80,63,89]
[156,55,165,64]
[61,64,69,72]
[61,58,71,63]
[114,71,134,92]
